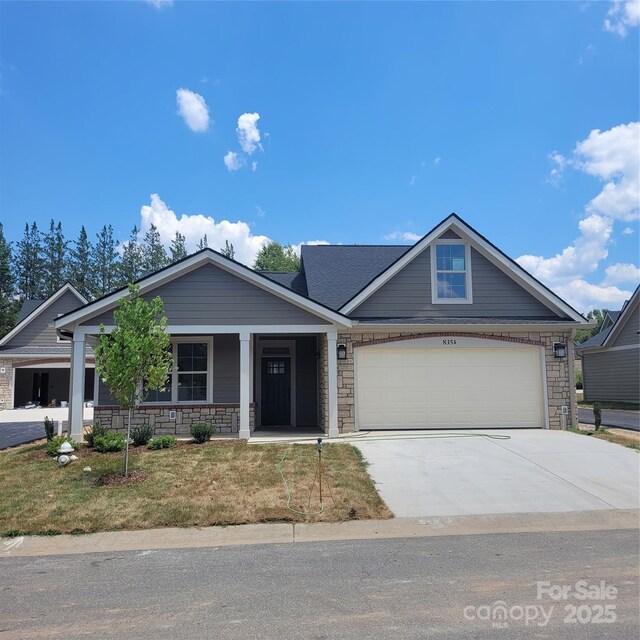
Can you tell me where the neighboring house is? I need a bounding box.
[573,310,621,378]
[54,214,591,441]
[0,284,95,409]
[576,287,640,404]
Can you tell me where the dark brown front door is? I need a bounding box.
[261,357,291,426]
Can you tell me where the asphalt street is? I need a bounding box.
[1,529,638,639]
[0,422,44,450]
[578,408,640,431]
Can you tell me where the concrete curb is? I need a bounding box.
[2,509,638,558]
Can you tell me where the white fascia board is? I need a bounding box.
[55,251,351,330]
[601,288,639,348]
[350,322,582,333]
[340,216,589,324]
[0,283,88,347]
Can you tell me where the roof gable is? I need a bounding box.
[0,284,87,348]
[55,249,351,330]
[603,286,639,348]
[338,214,589,323]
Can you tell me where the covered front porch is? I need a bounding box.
[66,326,340,441]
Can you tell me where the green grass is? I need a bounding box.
[570,427,640,452]
[0,441,391,536]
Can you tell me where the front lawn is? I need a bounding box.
[0,441,391,536]
[571,427,640,452]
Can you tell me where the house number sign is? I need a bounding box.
[442,339,457,345]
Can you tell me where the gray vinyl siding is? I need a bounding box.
[610,302,639,347]
[82,263,329,326]
[295,336,318,427]
[351,246,563,318]
[5,290,84,347]
[582,348,640,403]
[438,229,461,240]
[213,334,239,402]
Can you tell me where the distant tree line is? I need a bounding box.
[0,221,236,339]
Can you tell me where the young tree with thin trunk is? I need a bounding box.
[67,226,93,299]
[93,284,173,476]
[170,231,187,262]
[0,223,18,338]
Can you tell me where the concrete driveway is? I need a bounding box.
[354,430,640,517]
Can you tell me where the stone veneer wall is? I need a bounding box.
[94,403,256,437]
[336,331,575,433]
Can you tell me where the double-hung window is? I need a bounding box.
[432,242,472,303]
[143,339,211,404]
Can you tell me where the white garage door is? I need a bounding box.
[355,342,545,429]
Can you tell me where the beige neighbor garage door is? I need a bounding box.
[355,340,545,429]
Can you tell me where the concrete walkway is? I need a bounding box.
[1,508,637,558]
[355,429,640,517]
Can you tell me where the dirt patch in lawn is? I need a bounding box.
[95,470,149,487]
[0,441,391,536]
[574,424,640,451]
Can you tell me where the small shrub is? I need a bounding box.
[84,420,109,448]
[575,370,583,390]
[43,416,55,442]
[93,431,126,453]
[46,436,79,457]
[148,435,177,450]
[190,422,215,444]
[593,402,602,431]
[131,424,154,446]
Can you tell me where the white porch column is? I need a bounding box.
[327,330,339,438]
[239,331,251,439]
[68,333,86,440]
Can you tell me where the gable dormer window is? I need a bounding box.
[431,241,472,304]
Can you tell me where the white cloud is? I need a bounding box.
[236,112,261,155]
[138,194,269,265]
[223,151,243,172]
[602,262,640,285]
[252,161,258,172]
[145,0,173,9]
[290,240,330,256]
[523,122,640,310]
[409,175,416,186]
[384,231,422,242]
[604,1,640,36]
[176,88,210,133]
[622,226,634,234]
[434,157,442,165]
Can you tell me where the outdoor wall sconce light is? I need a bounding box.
[553,342,567,358]
[337,343,347,360]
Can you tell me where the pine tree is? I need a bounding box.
[119,226,145,286]
[197,234,208,250]
[0,223,18,338]
[220,240,235,260]
[67,226,93,299]
[170,231,187,262]
[142,223,168,274]
[14,222,44,299]
[92,224,119,297]
[42,219,68,296]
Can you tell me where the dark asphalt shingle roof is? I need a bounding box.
[605,310,621,323]
[261,272,309,297]
[575,326,612,350]
[301,245,409,310]
[17,299,45,323]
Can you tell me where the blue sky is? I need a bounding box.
[1,0,638,311]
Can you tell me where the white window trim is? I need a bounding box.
[430,240,473,304]
[142,336,214,405]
